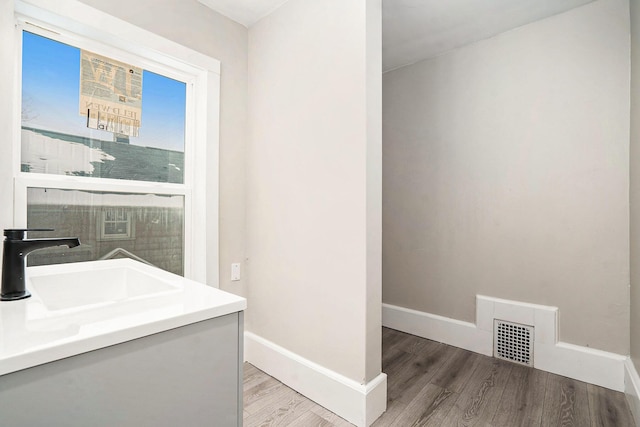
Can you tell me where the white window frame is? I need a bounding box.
[11,0,220,286]
[99,207,133,241]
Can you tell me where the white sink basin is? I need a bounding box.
[0,258,247,377]
[29,266,179,311]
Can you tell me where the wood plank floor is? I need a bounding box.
[243,327,635,426]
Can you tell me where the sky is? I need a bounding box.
[21,31,186,152]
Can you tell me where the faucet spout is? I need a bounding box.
[1,229,81,301]
[18,238,81,256]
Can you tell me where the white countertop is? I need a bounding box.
[0,259,246,376]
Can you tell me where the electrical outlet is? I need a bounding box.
[231,263,241,281]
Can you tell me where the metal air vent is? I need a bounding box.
[494,319,533,366]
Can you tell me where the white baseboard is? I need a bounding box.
[625,358,640,427]
[381,302,493,356]
[244,332,387,427]
[382,296,626,392]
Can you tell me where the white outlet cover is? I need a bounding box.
[231,263,241,281]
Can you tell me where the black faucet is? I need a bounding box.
[1,229,81,301]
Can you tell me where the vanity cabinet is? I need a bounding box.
[0,312,243,427]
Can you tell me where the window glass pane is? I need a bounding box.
[26,188,184,276]
[21,31,186,183]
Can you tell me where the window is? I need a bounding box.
[101,208,133,240]
[12,2,220,283]
[21,31,187,184]
[26,188,184,275]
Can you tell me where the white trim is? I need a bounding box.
[11,0,220,285]
[625,358,640,427]
[15,0,220,73]
[194,69,220,285]
[382,303,493,356]
[18,20,196,84]
[14,175,189,196]
[535,341,625,392]
[244,332,387,427]
[382,295,626,391]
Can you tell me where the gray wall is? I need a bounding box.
[382,0,630,354]
[246,0,382,382]
[631,0,640,368]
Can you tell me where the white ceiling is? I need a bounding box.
[382,0,594,72]
[197,0,288,27]
[198,0,596,72]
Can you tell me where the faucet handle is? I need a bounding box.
[4,228,55,240]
